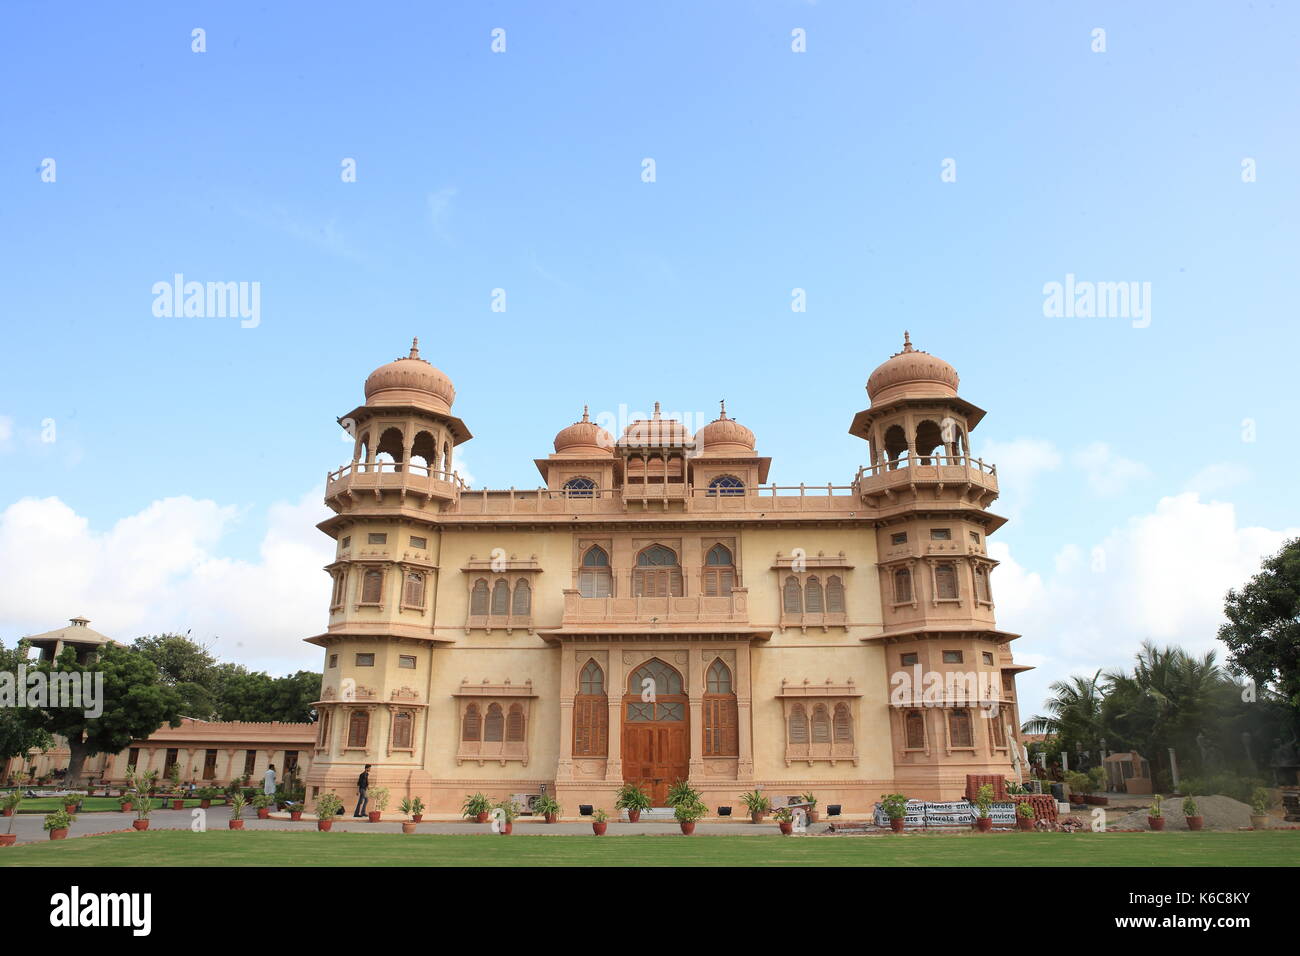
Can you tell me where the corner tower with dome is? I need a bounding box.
[304,335,1028,814]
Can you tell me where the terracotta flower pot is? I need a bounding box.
[499,822,513,835]
[1186,816,1204,831]
[1148,816,1165,831]
[120,802,133,813]
[778,821,793,835]
[750,811,765,824]
[257,808,270,820]
[890,817,905,832]
[627,809,641,823]
[974,817,993,832]
[171,800,183,810]
[290,811,302,821]
[679,821,696,835]
[317,819,333,831]
[49,828,68,841]
[368,811,381,823]
[228,820,244,830]
[132,820,149,831]
[807,811,819,823]
[1017,817,1035,831]
[476,811,489,823]
[1250,815,1268,830]
[412,814,423,823]
[64,804,77,814]
[401,822,416,834]
[1,809,11,817]
[0,833,15,847]
[544,813,557,824]
[592,821,607,835]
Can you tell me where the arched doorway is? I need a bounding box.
[622,657,689,805]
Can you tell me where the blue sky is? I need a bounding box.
[2,1,1298,708]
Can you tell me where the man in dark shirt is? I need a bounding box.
[353,765,371,818]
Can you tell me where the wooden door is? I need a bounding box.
[622,722,689,806]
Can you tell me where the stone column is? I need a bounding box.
[556,648,576,782]
[735,645,754,780]
[687,650,705,779]
[605,651,625,781]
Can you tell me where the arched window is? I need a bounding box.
[625,658,685,721]
[833,702,853,743]
[361,569,384,605]
[893,567,913,604]
[826,575,845,613]
[707,475,744,496]
[805,576,824,612]
[506,704,525,742]
[787,704,809,744]
[904,709,925,749]
[783,575,803,614]
[704,659,737,756]
[411,431,437,475]
[491,579,510,615]
[811,703,831,743]
[484,703,504,742]
[470,578,489,615]
[702,543,735,596]
[935,562,959,600]
[948,708,973,748]
[391,711,413,749]
[974,565,991,603]
[884,424,909,469]
[347,710,370,748]
[461,704,481,742]
[914,420,943,465]
[562,476,596,498]
[574,659,608,757]
[511,579,531,616]
[376,427,404,469]
[402,571,425,608]
[633,545,682,597]
[578,546,612,598]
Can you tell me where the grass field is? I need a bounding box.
[1,829,1295,866]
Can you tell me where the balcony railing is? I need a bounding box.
[326,461,467,500]
[447,483,859,516]
[561,588,750,627]
[854,455,998,499]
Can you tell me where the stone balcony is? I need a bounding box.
[855,455,998,507]
[325,461,467,504]
[560,588,750,630]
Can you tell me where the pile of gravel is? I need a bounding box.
[1110,794,1256,831]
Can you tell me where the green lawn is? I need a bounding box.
[13,797,208,814]
[1,829,1296,866]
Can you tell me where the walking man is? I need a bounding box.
[263,762,277,808]
[353,764,371,818]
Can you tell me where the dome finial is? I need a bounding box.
[719,399,728,420]
[902,330,913,353]
[409,337,420,359]
[653,401,661,418]
[581,405,590,422]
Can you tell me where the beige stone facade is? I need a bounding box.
[304,335,1029,814]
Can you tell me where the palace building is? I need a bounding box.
[303,335,1029,813]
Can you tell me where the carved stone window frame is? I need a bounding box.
[453,680,536,766]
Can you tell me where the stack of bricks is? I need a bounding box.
[1014,793,1058,822]
[964,774,1007,801]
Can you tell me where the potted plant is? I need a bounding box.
[315,792,343,831]
[399,796,425,834]
[253,793,273,819]
[1086,766,1108,804]
[1,790,22,846]
[1147,793,1165,831]
[591,808,609,836]
[228,792,247,829]
[1180,795,1204,831]
[674,798,708,835]
[740,789,771,824]
[45,807,73,841]
[63,795,80,814]
[801,792,819,823]
[774,806,795,835]
[1065,771,1092,807]
[132,795,155,830]
[615,782,651,823]
[462,792,492,823]
[881,792,909,832]
[367,785,390,823]
[973,784,994,832]
[117,794,134,813]
[493,799,521,835]
[1250,788,1270,829]
[534,794,561,824]
[666,779,701,809]
[1015,800,1035,831]
[198,786,217,809]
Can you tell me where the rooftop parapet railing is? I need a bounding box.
[326,460,468,496]
[446,483,860,515]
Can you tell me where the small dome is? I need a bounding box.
[364,338,456,413]
[697,402,755,454]
[554,406,614,455]
[618,402,693,448]
[866,332,959,403]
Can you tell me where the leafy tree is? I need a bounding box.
[0,640,52,765]
[19,645,183,785]
[132,633,218,687]
[1218,536,1300,726]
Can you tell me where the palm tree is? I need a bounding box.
[1023,670,1106,755]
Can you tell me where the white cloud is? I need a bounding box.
[0,490,333,674]
[1073,441,1151,497]
[994,491,1300,714]
[1185,462,1251,496]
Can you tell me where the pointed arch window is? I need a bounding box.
[833,702,853,744]
[511,579,531,616]
[811,703,831,743]
[562,476,596,498]
[702,543,735,596]
[707,475,744,496]
[402,571,425,608]
[347,710,370,749]
[470,578,489,615]
[805,576,824,612]
[490,579,510,615]
[578,545,612,598]
[703,658,738,756]
[787,703,809,745]
[574,659,608,757]
[826,575,845,613]
[624,658,685,721]
[484,703,505,743]
[633,545,682,597]
[461,704,481,742]
[783,575,803,614]
[506,704,525,743]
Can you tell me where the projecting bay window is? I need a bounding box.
[777,571,849,632]
[465,574,535,632]
[778,682,860,766]
[455,682,535,766]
